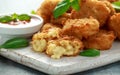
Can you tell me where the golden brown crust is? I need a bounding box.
[71,0,111,27]
[31,24,62,53]
[99,0,119,3]
[50,13,71,26]
[83,30,116,50]
[32,32,48,40]
[36,0,61,23]
[40,23,62,32]
[46,36,84,59]
[101,1,116,16]
[108,13,120,40]
[62,18,99,39]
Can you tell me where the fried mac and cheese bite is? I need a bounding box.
[101,1,116,16]
[71,0,111,27]
[108,13,120,40]
[62,18,99,39]
[46,36,84,59]
[83,30,116,50]
[31,24,62,52]
[36,0,60,23]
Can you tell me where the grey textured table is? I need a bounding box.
[0,55,120,75]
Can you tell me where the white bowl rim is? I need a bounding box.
[0,13,43,29]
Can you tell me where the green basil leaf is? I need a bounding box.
[11,13,18,21]
[80,48,100,57]
[0,37,29,49]
[112,1,120,10]
[18,14,31,21]
[0,16,13,23]
[71,0,80,11]
[57,0,70,6]
[53,0,71,18]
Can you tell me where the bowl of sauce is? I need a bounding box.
[0,13,43,44]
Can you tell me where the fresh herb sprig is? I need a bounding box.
[17,14,31,21]
[0,16,13,23]
[0,13,31,23]
[112,1,120,11]
[11,13,18,21]
[53,0,80,18]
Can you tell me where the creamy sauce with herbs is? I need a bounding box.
[0,17,40,27]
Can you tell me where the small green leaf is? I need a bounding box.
[0,37,29,49]
[31,10,36,14]
[80,48,100,57]
[4,37,24,44]
[11,13,18,21]
[18,14,31,21]
[112,1,120,10]
[53,0,71,18]
[0,16,13,23]
[71,0,80,11]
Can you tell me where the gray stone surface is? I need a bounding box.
[0,56,120,75]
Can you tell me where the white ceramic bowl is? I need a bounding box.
[0,14,43,44]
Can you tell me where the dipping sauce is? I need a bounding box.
[6,17,40,26]
[0,14,41,27]
[8,20,30,25]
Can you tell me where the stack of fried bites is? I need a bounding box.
[31,0,120,59]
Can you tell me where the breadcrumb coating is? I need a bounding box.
[31,0,119,59]
[36,0,61,23]
[46,36,83,59]
[83,30,116,50]
[62,18,99,39]
[108,13,120,40]
[101,1,116,16]
[71,0,111,27]
[31,25,62,52]
[50,13,71,26]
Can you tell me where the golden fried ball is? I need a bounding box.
[83,30,116,50]
[31,26,62,52]
[101,0,116,15]
[71,0,111,27]
[36,0,60,23]
[108,13,120,40]
[62,18,99,39]
[46,36,84,59]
